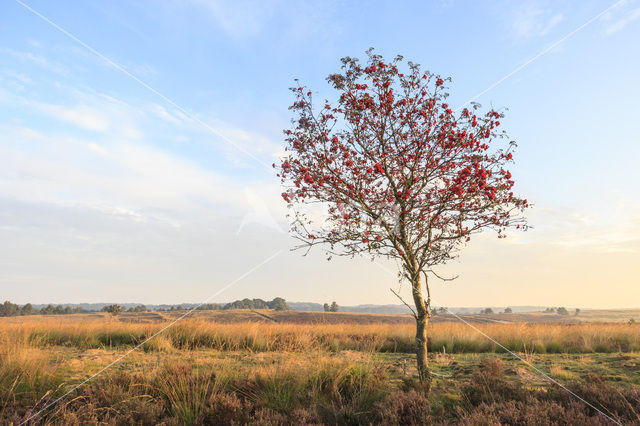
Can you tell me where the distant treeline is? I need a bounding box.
[0,297,291,317]
[162,298,290,312]
[0,301,90,317]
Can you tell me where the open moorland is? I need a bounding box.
[2,310,640,424]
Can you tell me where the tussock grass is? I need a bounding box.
[0,330,63,418]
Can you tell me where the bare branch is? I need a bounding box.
[426,269,459,282]
[390,287,417,319]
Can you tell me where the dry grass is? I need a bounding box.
[1,316,640,424]
[1,319,639,354]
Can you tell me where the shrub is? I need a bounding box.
[543,374,640,424]
[197,392,251,425]
[374,390,431,425]
[457,400,603,425]
[461,358,527,406]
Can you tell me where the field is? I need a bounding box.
[2,310,640,424]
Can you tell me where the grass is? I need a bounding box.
[1,315,640,424]
[3,349,639,424]
[2,319,640,354]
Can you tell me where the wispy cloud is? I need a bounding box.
[0,47,68,75]
[36,103,111,132]
[603,6,640,35]
[510,203,640,254]
[510,5,564,38]
[188,0,280,37]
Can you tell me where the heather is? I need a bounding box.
[1,316,640,424]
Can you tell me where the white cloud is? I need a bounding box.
[1,70,33,85]
[511,5,563,38]
[604,7,640,35]
[2,86,145,138]
[509,202,640,254]
[0,47,68,75]
[36,103,111,132]
[189,0,280,37]
[0,122,282,219]
[150,103,185,125]
[209,119,281,164]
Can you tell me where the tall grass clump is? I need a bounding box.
[0,328,62,418]
[157,364,219,425]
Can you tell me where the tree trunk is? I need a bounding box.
[411,271,432,391]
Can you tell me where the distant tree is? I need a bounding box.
[323,303,330,312]
[629,318,636,325]
[53,305,64,315]
[104,304,122,316]
[196,303,220,311]
[41,304,55,315]
[543,307,556,314]
[176,305,183,311]
[0,301,19,317]
[557,307,569,316]
[438,307,447,314]
[329,302,339,312]
[222,298,288,310]
[64,306,72,315]
[270,297,289,311]
[574,308,581,316]
[481,308,494,315]
[503,307,513,314]
[21,303,35,316]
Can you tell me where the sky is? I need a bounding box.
[0,0,639,308]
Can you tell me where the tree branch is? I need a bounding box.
[427,269,459,282]
[390,287,417,319]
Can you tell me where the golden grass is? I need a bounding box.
[1,319,639,354]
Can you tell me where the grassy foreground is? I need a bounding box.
[1,317,640,424]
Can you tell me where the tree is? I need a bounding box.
[276,50,528,389]
[104,304,122,316]
[41,304,55,315]
[503,307,513,314]
[630,318,637,325]
[0,301,19,317]
[323,303,330,312]
[21,303,35,316]
[329,302,339,312]
[557,307,569,316]
[574,308,581,316]
[481,308,494,315]
[270,297,289,311]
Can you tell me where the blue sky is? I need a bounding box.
[1,0,639,307]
